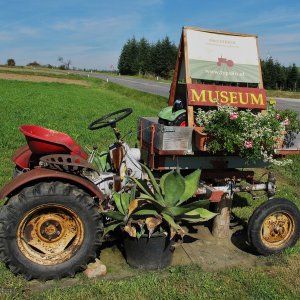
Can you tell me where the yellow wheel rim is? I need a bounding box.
[17,204,84,265]
[260,212,295,249]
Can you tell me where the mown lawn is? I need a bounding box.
[0,77,299,299]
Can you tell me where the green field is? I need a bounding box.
[0,77,299,299]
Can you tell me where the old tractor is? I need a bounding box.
[0,27,299,280]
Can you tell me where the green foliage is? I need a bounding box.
[102,186,158,238]
[261,57,299,91]
[118,37,139,75]
[118,36,177,79]
[7,58,15,66]
[103,166,216,239]
[195,105,290,165]
[26,61,41,67]
[131,165,216,238]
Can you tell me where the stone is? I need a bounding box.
[84,259,107,279]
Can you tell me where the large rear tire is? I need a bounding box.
[0,181,103,280]
[169,113,187,127]
[248,198,300,255]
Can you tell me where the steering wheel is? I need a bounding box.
[88,108,133,130]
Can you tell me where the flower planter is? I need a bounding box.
[194,127,209,151]
[123,233,174,269]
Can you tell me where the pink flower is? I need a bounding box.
[229,112,239,120]
[282,118,289,126]
[244,140,253,149]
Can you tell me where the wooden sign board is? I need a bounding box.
[169,27,266,117]
[187,84,267,109]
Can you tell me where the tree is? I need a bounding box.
[160,37,177,78]
[261,58,299,91]
[150,37,177,78]
[118,36,178,78]
[27,61,40,67]
[118,37,139,75]
[287,64,298,91]
[7,58,15,66]
[57,57,72,70]
[137,37,151,75]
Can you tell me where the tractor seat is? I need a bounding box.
[19,124,88,159]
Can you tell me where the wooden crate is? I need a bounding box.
[138,117,194,152]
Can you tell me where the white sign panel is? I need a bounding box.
[186,29,260,83]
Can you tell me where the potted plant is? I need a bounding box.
[103,165,216,269]
[195,104,300,165]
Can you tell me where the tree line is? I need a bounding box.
[118,36,178,79]
[261,57,299,91]
[118,38,299,91]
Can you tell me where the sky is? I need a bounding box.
[0,0,299,70]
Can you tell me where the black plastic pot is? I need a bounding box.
[123,233,174,269]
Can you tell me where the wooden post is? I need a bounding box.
[212,195,232,239]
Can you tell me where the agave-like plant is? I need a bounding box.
[102,185,159,238]
[131,165,217,238]
[103,166,217,239]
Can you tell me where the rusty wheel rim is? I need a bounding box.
[260,211,295,249]
[17,204,84,265]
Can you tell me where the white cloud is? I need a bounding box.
[51,15,139,33]
[262,32,300,45]
[18,27,40,36]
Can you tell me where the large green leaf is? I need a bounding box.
[113,192,125,215]
[185,208,217,221]
[163,170,185,206]
[102,210,125,221]
[120,193,131,213]
[161,213,182,232]
[138,193,166,211]
[180,216,209,223]
[130,177,153,198]
[178,169,201,204]
[134,209,159,216]
[164,200,208,217]
[103,221,123,237]
[173,207,217,223]
[129,184,136,202]
[161,213,185,238]
[141,164,163,199]
[160,170,172,195]
[180,200,208,210]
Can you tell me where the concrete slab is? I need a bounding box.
[98,225,259,275]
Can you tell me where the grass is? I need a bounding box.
[0,78,166,187]
[0,75,300,299]
[266,89,300,99]
[1,66,300,99]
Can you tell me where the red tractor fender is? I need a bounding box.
[0,168,104,202]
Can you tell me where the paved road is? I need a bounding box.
[79,72,300,114]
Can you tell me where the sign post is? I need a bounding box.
[169,27,265,126]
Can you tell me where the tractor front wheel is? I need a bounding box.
[0,182,103,280]
[248,198,300,255]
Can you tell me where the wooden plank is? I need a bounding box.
[187,106,194,127]
[183,27,192,84]
[256,37,264,88]
[168,32,184,106]
[183,26,258,38]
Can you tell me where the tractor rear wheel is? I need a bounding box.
[0,181,103,280]
[169,113,187,127]
[248,198,300,255]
